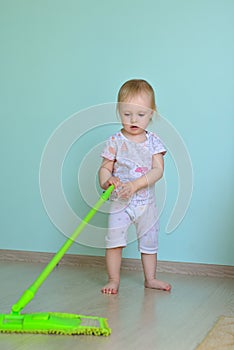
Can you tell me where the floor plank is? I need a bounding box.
[0,261,233,350]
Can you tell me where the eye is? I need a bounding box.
[139,113,145,117]
[124,112,131,117]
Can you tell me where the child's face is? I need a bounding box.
[118,93,153,137]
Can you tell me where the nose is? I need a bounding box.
[130,114,138,123]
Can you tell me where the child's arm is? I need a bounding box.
[118,153,164,199]
[98,158,121,190]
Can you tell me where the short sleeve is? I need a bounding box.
[150,133,167,156]
[101,135,117,161]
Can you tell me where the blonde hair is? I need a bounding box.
[117,79,157,112]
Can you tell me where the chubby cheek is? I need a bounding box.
[122,122,131,130]
[141,119,151,129]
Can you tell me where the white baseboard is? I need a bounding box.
[0,249,233,278]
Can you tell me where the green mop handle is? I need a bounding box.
[11,185,114,314]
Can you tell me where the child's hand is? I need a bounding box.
[117,181,136,200]
[103,176,121,190]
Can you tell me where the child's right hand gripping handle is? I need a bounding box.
[101,185,115,201]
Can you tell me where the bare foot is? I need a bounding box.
[101,281,119,294]
[145,279,171,292]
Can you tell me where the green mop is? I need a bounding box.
[0,185,114,336]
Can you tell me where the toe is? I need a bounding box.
[164,284,172,291]
[111,288,118,294]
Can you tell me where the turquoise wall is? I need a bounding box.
[1,0,233,265]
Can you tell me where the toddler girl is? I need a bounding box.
[99,79,171,294]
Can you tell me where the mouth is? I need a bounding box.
[130,125,139,130]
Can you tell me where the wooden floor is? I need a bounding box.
[0,261,233,350]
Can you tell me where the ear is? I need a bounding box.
[149,109,154,120]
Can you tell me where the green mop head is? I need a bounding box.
[0,186,114,336]
[0,312,111,336]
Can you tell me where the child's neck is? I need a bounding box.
[121,128,147,143]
